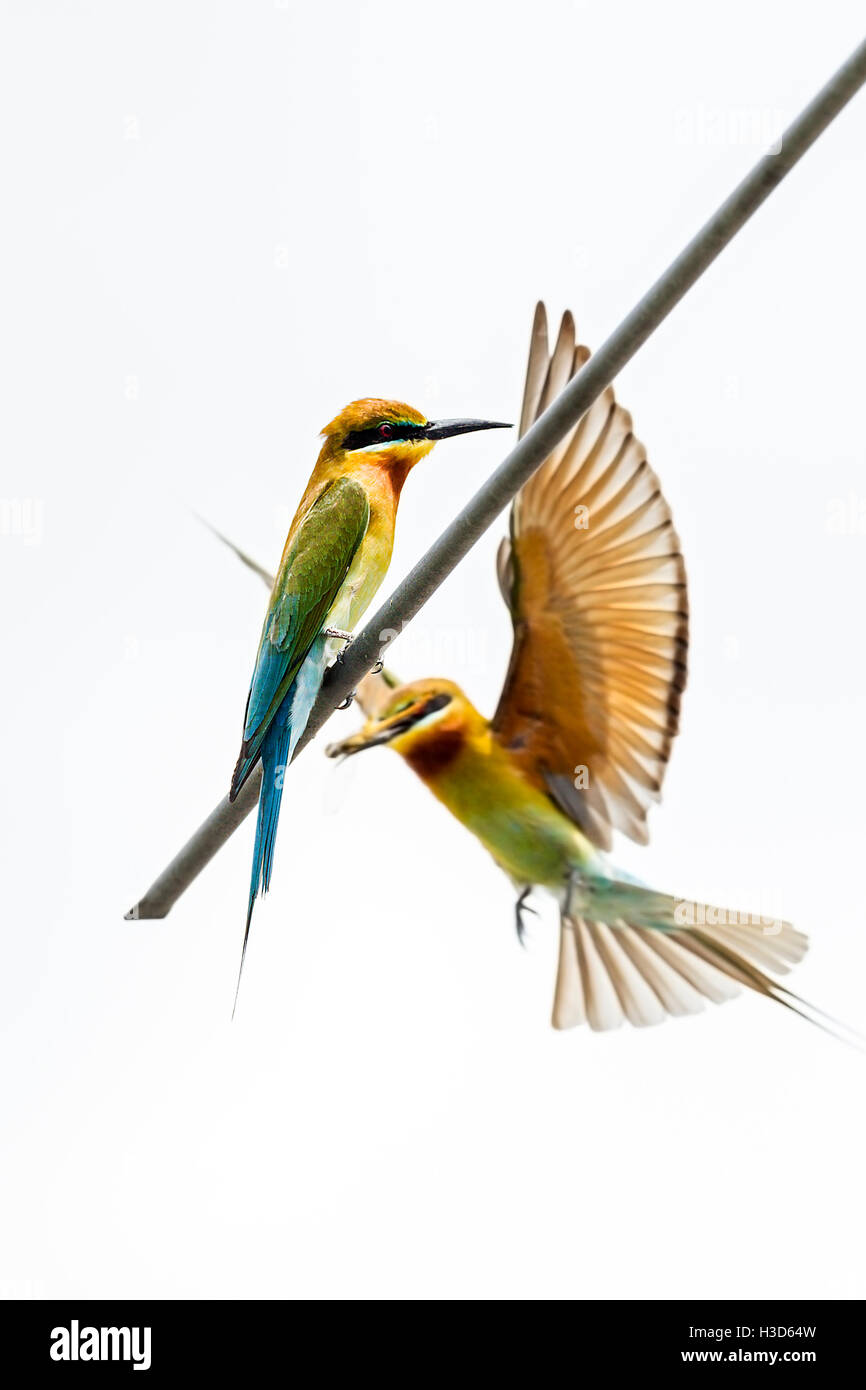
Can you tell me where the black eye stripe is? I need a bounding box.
[418,694,451,719]
[384,692,452,739]
[342,422,427,451]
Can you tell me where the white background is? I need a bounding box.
[2,1,865,1300]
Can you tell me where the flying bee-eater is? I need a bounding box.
[229,398,510,1003]
[321,305,854,1039]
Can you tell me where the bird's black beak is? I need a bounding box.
[325,720,411,760]
[424,418,512,441]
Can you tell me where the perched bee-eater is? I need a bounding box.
[321,306,850,1038]
[229,399,510,1000]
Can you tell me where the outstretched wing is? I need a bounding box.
[492,303,688,851]
[230,476,370,799]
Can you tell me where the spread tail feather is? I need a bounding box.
[552,876,861,1046]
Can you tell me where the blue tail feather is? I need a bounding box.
[233,636,327,1015]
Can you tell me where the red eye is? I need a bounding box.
[378,423,393,440]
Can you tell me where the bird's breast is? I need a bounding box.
[325,501,396,634]
[410,739,599,889]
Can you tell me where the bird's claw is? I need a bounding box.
[337,689,357,710]
[325,627,354,652]
[370,659,385,675]
[515,887,538,947]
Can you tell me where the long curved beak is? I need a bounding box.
[424,418,512,441]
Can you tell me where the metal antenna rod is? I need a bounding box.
[126,36,866,921]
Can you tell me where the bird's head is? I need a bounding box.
[325,677,482,775]
[319,399,511,481]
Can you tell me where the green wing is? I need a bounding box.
[230,476,370,799]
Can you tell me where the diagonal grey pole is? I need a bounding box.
[126,36,866,921]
